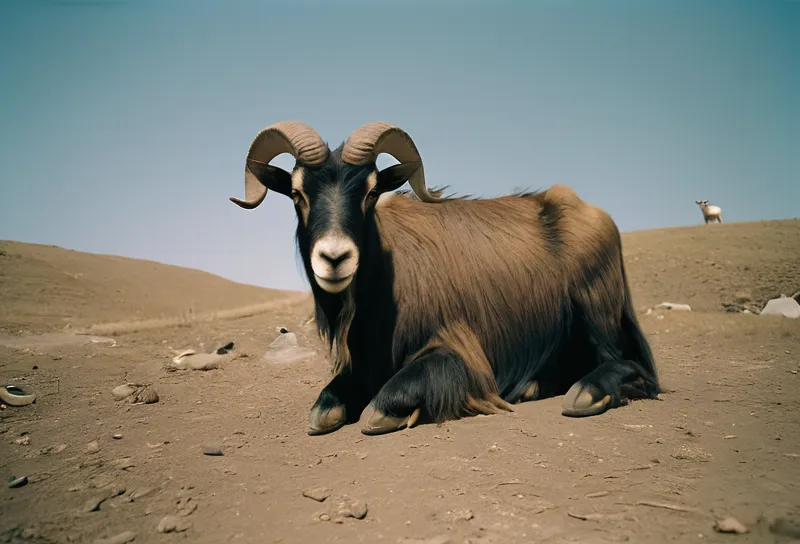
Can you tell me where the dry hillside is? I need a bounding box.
[1,219,799,544]
[0,240,301,335]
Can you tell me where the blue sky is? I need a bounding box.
[1,0,798,291]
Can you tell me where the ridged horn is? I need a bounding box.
[341,122,444,203]
[230,121,328,209]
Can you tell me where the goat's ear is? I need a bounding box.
[376,162,422,193]
[246,161,293,198]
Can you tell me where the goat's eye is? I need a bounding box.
[366,190,380,201]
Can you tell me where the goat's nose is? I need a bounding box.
[320,250,352,267]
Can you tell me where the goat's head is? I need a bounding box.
[695,200,709,207]
[230,121,444,295]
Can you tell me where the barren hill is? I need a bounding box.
[0,240,303,335]
[621,218,800,313]
[1,219,799,544]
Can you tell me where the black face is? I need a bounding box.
[251,144,421,295]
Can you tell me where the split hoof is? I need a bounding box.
[561,383,612,418]
[308,404,346,436]
[361,407,421,436]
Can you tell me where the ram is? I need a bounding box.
[695,200,723,224]
[230,121,661,436]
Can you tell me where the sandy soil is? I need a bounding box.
[1,219,799,544]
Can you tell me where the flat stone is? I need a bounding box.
[761,296,800,319]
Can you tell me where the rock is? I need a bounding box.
[8,476,28,489]
[114,458,135,470]
[216,341,235,355]
[93,531,137,544]
[328,494,368,522]
[86,440,101,454]
[111,384,136,400]
[157,515,192,533]
[53,443,67,454]
[262,332,316,365]
[172,352,224,371]
[131,386,159,404]
[303,486,332,502]
[654,302,692,312]
[760,296,800,319]
[446,508,474,522]
[398,537,452,544]
[14,436,30,446]
[713,517,748,534]
[112,433,123,440]
[202,445,223,456]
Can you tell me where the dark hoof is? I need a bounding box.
[308,404,346,436]
[561,383,612,418]
[361,406,421,436]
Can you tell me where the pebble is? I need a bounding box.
[325,494,368,523]
[112,434,123,440]
[86,440,101,454]
[446,508,474,522]
[585,491,610,498]
[303,486,332,502]
[111,384,136,401]
[398,537,452,544]
[14,436,30,446]
[131,386,159,404]
[157,515,192,533]
[8,476,28,489]
[93,531,136,544]
[713,517,748,534]
[202,445,223,456]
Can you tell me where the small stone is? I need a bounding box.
[86,440,101,454]
[585,491,609,498]
[93,531,137,544]
[8,476,28,489]
[303,486,332,502]
[447,508,474,522]
[329,494,368,521]
[157,515,192,533]
[318,513,330,522]
[114,458,135,470]
[713,517,748,534]
[111,384,136,400]
[53,443,67,454]
[112,433,123,440]
[398,537,452,544]
[202,445,223,456]
[131,386,159,404]
[14,436,30,446]
[724,435,737,440]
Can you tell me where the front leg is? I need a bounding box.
[361,347,512,436]
[308,368,369,436]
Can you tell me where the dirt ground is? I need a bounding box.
[1,219,799,544]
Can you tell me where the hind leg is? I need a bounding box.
[564,282,659,417]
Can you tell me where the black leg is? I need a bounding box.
[361,348,510,435]
[561,359,646,417]
[308,368,369,436]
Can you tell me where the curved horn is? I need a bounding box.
[341,122,444,203]
[230,121,328,209]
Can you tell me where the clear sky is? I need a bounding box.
[1,0,798,292]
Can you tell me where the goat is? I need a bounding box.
[695,200,723,224]
[230,121,661,436]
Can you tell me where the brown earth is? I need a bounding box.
[1,219,799,544]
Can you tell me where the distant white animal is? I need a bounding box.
[695,200,723,224]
